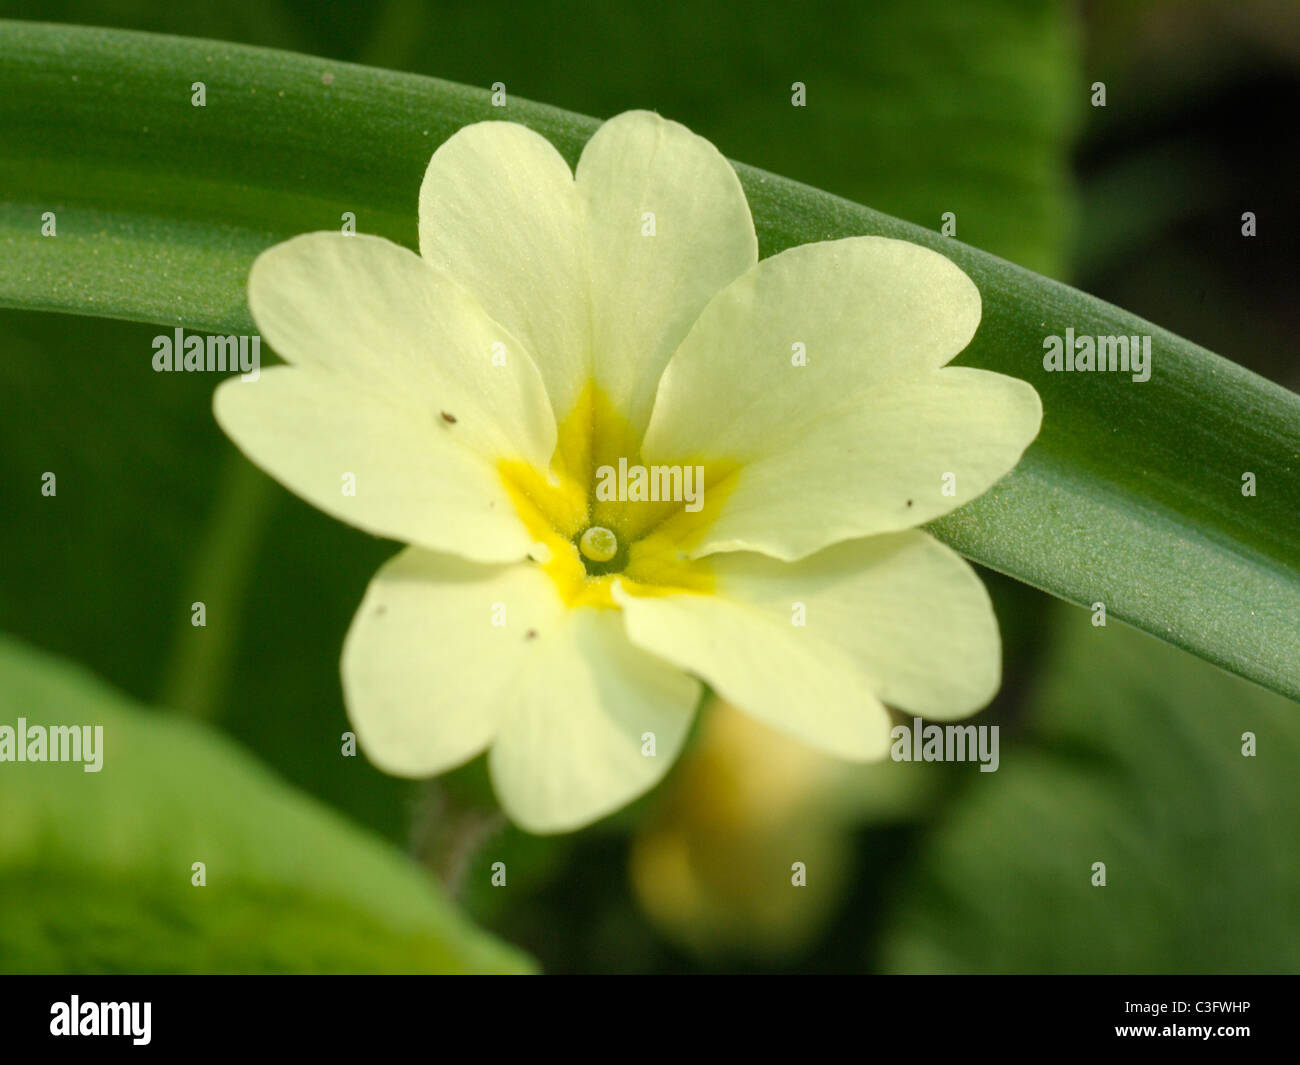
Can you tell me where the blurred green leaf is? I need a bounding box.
[880,607,1300,973]
[0,307,414,843]
[0,633,535,973]
[1,22,1295,700]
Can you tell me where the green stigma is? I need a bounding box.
[578,525,618,563]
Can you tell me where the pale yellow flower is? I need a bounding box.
[215,110,1040,833]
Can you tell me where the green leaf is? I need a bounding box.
[0,633,535,973]
[1,21,1297,699]
[879,606,1300,973]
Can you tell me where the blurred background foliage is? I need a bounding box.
[0,0,1295,972]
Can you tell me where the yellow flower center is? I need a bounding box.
[498,382,738,607]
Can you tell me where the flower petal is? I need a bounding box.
[576,110,757,437]
[216,369,535,562]
[640,237,1038,558]
[615,531,1001,761]
[218,232,556,562]
[247,233,554,466]
[665,366,1041,561]
[418,121,590,419]
[342,550,539,777]
[646,237,983,454]
[489,605,700,834]
[342,549,700,833]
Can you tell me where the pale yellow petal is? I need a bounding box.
[342,550,557,776]
[640,237,1037,560]
[489,607,700,834]
[576,110,757,436]
[646,237,983,461]
[668,367,1042,561]
[418,121,590,419]
[616,531,1001,761]
[219,231,556,561]
[343,549,700,833]
[247,232,554,469]
[216,369,535,562]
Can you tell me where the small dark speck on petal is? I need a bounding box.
[525,629,538,640]
[906,500,914,507]
[374,605,387,616]
[440,411,457,423]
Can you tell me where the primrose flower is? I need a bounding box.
[214,110,1041,834]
